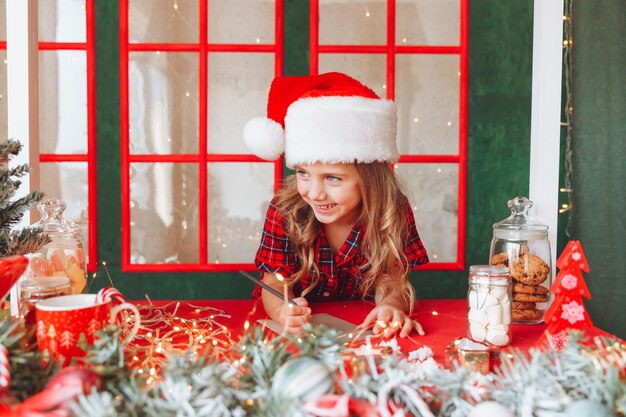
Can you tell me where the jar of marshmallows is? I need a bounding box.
[467,265,511,347]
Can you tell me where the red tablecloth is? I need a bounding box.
[142,299,616,362]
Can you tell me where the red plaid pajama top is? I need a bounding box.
[253,199,429,301]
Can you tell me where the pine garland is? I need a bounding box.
[0,138,50,258]
[2,316,625,417]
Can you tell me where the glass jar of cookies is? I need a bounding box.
[467,265,512,347]
[489,197,552,324]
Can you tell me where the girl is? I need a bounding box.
[243,72,429,338]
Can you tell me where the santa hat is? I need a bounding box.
[243,72,399,167]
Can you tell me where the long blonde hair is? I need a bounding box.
[275,162,416,311]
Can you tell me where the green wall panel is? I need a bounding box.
[412,1,534,299]
[571,0,626,339]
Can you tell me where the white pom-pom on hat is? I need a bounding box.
[243,117,285,161]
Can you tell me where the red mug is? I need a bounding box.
[35,294,140,366]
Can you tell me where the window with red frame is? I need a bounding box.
[120,0,464,273]
[312,0,467,270]
[120,0,283,272]
[0,0,97,272]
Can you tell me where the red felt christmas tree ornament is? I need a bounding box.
[541,240,593,350]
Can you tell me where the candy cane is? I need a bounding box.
[95,286,126,304]
[0,344,10,389]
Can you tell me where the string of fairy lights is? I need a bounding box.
[560,0,574,238]
[90,260,434,383]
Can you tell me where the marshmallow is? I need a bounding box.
[482,294,500,309]
[502,301,511,325]
[486,305,503,326]
[486,328,509,346]
[468,308,489,326]
[468,290,479,309]
[490,285,509,301]
[469,323,487,342]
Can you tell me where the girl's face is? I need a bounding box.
[295,162,362,227]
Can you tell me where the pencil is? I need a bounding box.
[239,270,298,306]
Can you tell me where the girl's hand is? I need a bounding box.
[360,303,425,338]
[278,297,312,334]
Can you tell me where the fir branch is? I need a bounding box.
[0,138,22,158]
[286,324,344,368]
[0,139,48,258]
[0,163,31,185]
[0,317,55,401]
[237,327,291,395]
[143,353,244,417]
[69,388,119,417]
[6,227,51,257]
[0,191,45,229]
[0,179,18,202]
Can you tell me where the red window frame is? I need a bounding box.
[310,0,468,270]
[0,1,98,272]
[119,0,284,273]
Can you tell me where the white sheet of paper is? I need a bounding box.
[258,313,373,339]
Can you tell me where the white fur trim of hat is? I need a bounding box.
[284,96,399,167]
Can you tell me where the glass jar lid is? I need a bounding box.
[32,198,82,236]
[492,197,548,240]
[469,265,509,276]
[469,265,510,286]
[20,277,71,292]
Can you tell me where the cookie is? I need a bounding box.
[491,246,530,268]
[491,252,509,266]
[513,282,549,295]
[518,245,529,257]
[513,292,549,303]
[510,254,550,286]
[512,308,544,321]
[512,301,536,310]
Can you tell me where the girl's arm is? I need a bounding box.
[361,275,425,338]
[260,272,312,333]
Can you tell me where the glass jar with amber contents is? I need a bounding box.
[19,277,73,327]
[24,199,87,294]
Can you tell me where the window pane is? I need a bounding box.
[38,0,86,43]
[319,54,387,98]
[129,0,198,43]
[396,0,460,46]
[396,163,458,263]
[396,54,459,155]
[39,50,88,154]
[0,51,7,141]
[208,0,275,44]
[129,52,199,154]
[207,163,274,264]
[319,0,386,45]
[130,163,199,264]
[39,162,89,263]
[208,53,274,154]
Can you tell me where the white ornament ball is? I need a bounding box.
[564,399,616,417]
[272,357,333,402]
[467,401,514,417]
